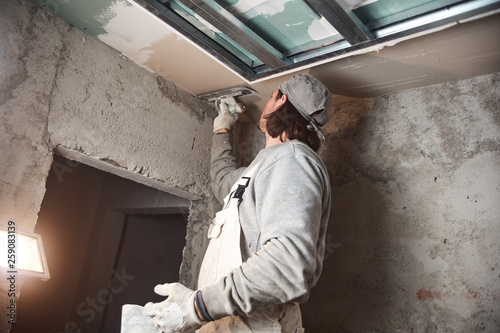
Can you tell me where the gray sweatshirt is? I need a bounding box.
[202,133,331,320]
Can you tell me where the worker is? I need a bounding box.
[144,74,332,332]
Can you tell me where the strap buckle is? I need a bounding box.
[232,177,251,200]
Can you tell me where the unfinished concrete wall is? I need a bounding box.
[219,73,499,332]
[300,72,499,332]
[0,0,215,331]
[2,0,499,332]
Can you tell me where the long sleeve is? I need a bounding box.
[203,140,331,319]
[210,133,246,204]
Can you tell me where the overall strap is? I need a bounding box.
[224,163,261,207]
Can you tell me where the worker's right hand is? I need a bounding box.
[213,98,238,133]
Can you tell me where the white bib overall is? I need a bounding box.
[197,165,256,289]
[197,165,304,333]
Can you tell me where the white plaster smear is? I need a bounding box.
[437,152,500,223]
[122,303,186,333]
[402,235,449,274]
[97,0,177,64]
[150,302,185,333]
[230,0,289,17]
[308,17,339,40]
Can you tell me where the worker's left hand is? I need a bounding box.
[213,97,241,132]
[143,283,204,333]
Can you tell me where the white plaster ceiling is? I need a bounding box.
[35,0,500,116]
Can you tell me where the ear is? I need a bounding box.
[276,93,287,108]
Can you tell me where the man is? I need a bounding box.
[144,74,332,332]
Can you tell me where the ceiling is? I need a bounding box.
[32,0,500,117]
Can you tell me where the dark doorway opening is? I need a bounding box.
[12,155,189,333]
[99,213,187,332]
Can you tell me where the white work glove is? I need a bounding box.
[213,97,241,132]
[143,283,204,333]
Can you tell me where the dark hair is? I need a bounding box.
[264,89,320,152]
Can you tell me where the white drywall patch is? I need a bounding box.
[98,0,177,64]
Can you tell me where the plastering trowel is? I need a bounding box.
[197,86,257,103]
[121,304,157,333]
[198,86,257,122]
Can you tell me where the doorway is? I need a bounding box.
[11,155,190,333]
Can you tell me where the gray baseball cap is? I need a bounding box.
[279,74,332,139]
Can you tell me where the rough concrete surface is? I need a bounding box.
[180,196,221,290]
[0,1,215,331]
[301,72,500,332]
[1,0,499,332]
[229,73,499,332]
[202,70,500,331]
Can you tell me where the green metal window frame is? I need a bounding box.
[133,0,500,81]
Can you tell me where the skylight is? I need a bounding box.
[134,0,500,81]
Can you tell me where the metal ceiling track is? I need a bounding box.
[305,0,374,44]
[134,0,259,76]
[134,0,500,82]
[176,0,290,69]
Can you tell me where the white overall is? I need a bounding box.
[197,165,304,333]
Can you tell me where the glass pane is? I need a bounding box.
[343,0,467,29]
[214,0,343,56]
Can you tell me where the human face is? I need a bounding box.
[258,88,286,133]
